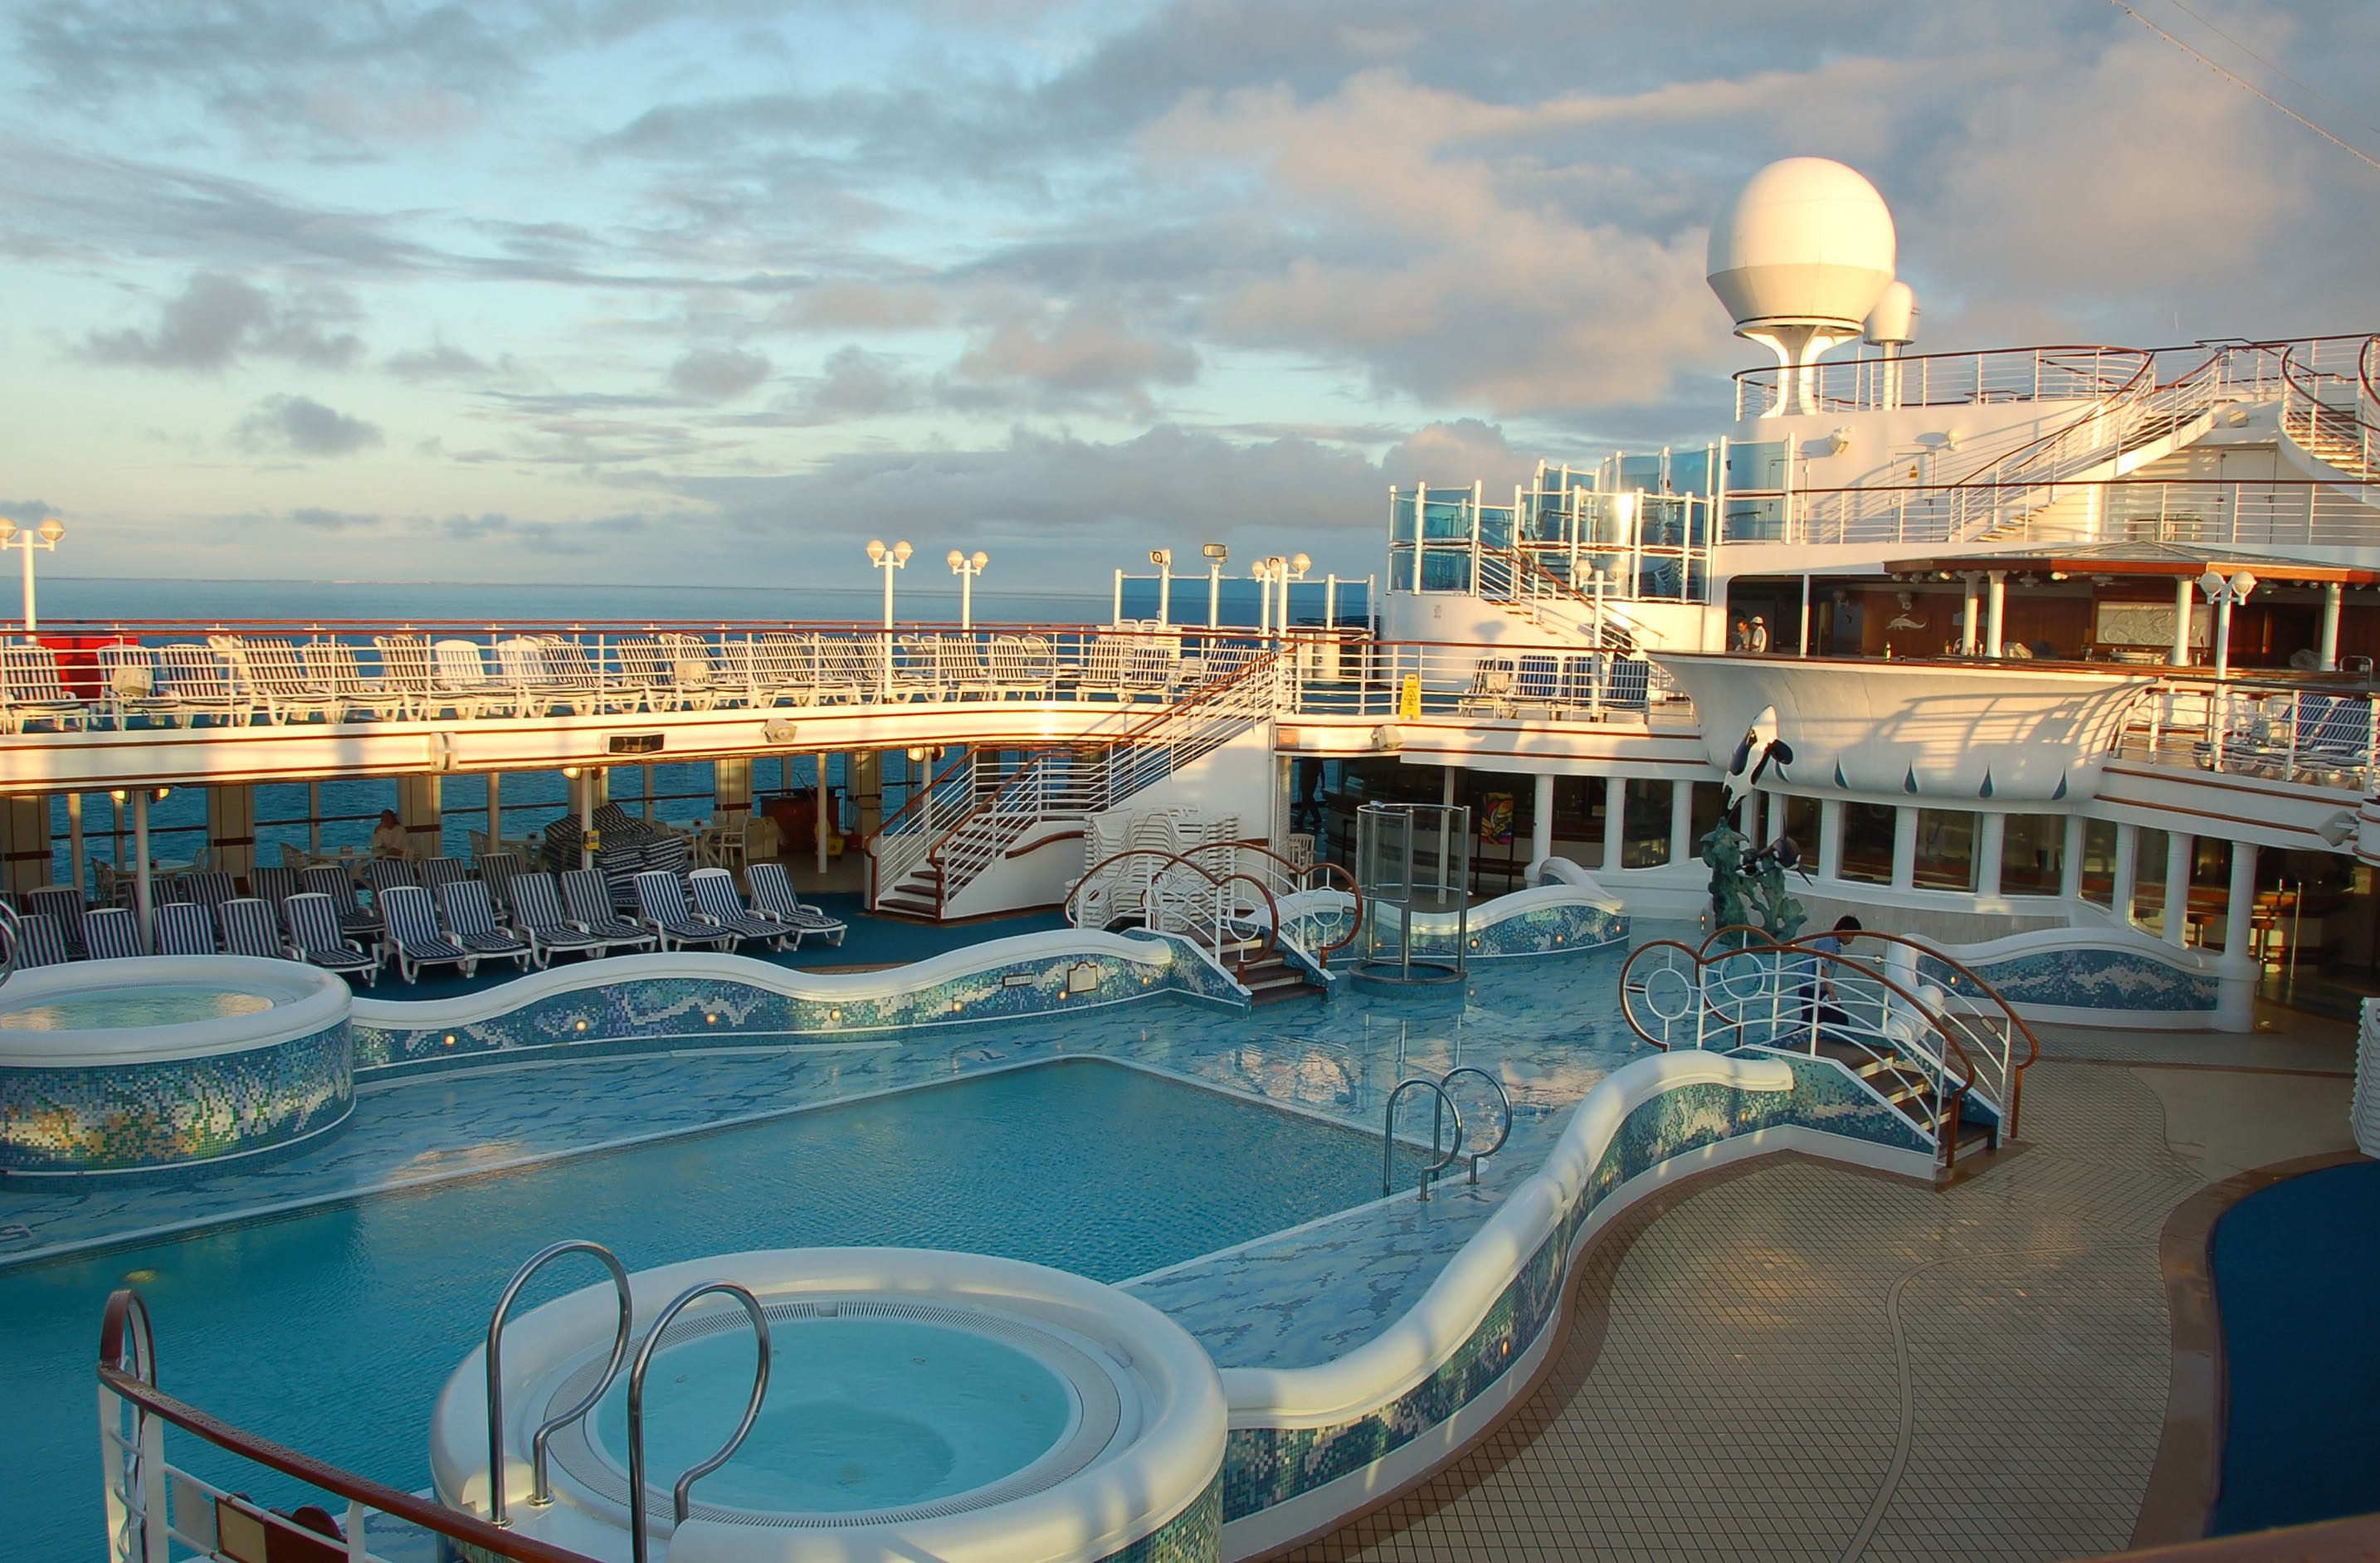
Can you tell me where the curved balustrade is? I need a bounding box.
[2282,338,2380,480]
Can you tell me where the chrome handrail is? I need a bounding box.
[1441,1066,1512,1183]
[485,1240,634,1526]
[1383,1077,1465,1201]
[626,1281,771,1563]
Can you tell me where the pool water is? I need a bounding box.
[590,1320,1073,1513]
[0,985,276,1030]
[1,1059,1376,1559]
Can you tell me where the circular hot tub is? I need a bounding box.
[0,956,354,1176]
[432,1249,1227,1562]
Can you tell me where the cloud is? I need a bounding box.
[285,505,383,529]
[85,272,364,372]
[236,395,384,457]
[669,346,773,401]
[774,281,946,332]
[1380,420,1529,489]
[385,341,494,381]
[946,301,1198,415]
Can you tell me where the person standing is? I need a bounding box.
[1749,615,1771,653]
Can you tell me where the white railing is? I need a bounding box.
[2280,336,2380,481]
[1777,476,2380,550]
[1290,640,1687,726]
[1734,345,2152,419]
[1472,545,1656,650]
[2109,678,2380,791]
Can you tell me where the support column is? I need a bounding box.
[1438,765,1457,885]
[714,757,752,830]
[2172,576,2195,666]
[2061,815,2086,899]
[2319,582,2343,672]
[816,754,832,875]
[854,752,884,839]
[66,792,85,901]
[1976,811,2007,898]
[207,784,256,888]
[1602,777,1625,871]
[397,775,442,861]
[1668,779,1694,865]
[1985,572,2007,658]
[1817,800,1844,880]
[2112,824,2139,924]
[1961,575,1980,656]
[133,790,154,950]
[1530,772,1554,868]
[1890,806,1917,889]
[570,770,593,869]
[485,772,502,851]
[2212,840,2261,1031]
[2162,831,2193,947]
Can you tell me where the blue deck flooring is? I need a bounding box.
[2209,1157,2380,1535]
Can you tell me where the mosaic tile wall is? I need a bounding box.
[352,943,1202,1074]
[1124,930,1258,1010]
[1919,942,2220,1015]
[1095,1473,1222,1563]
[0,1021,353,1176]
[1217,1053,1925,1526]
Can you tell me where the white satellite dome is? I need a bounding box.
[1864,280,1919,348]
[1707,158,1896,335]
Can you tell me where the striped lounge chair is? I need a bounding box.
[152,901,217,957]
[219,898,290,961]
[302,865,381,938]
[562,869,657,955]
[746,863,848,947]
[631,870,736,952]
[687,866,790,951]
[9,912,73,968]
[506,871,609,967]
[435,880,532,976]
[82,906,146,960]
[285,893,380,985]
[376,884,471,984]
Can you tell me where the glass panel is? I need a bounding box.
[1839,801,1897,884]
[1476,504,1514,548]
[1782,795,1822,860]
[1688,782,1729,855]
[1621,780,1672,869]
[1420,498,1474,540]
[1668,446,1714,497]
[2080,818,2119,908]
[1417,548,1474,592]
[2132,826,2170,936]
[1388,549,1416,592]
[1555,777,1607,869]
[1999,815,2065,894]
[1617,453,1665,492]
[1913,809,1978,892]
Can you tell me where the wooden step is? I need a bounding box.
[874,893,939,919]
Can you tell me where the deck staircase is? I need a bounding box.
[1618,927,2038,1179]
[2279,336,2380,486]
[869,647,1285,920]
[1474,544,1644,651]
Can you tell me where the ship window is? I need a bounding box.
[2000,815,2065,894]
[1914,809,1978,893]
[1838,801,1897,884]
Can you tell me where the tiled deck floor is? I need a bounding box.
[1284,1015,2361,1562]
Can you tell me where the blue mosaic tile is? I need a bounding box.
[0,1021,353,1176]
[1097,1473,1221,1563]
[1919,943,2219,1014]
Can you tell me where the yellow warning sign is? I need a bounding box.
[1397,674,1422,721]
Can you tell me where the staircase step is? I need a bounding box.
[875,893,939,918]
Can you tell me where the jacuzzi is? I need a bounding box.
[0,956,354,1176]
[432,1248,1227,1562]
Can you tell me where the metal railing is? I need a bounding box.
[1287,640,1688,726]
[1733,344,2153,419]
[97,1288,599,1563]
[1382,1076,1465,1200]
[623,1281,770,1563]
[2109,676,2380,791]
[1064,840,1361,971]
[1440,1065,1513,1184]
[484,1241,634,1528]
[1773,475,2380,550]
[2281,336,2380,480]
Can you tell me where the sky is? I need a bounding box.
[1,0,2375,594]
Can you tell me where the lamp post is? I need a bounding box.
[2197,567,2258,766]
[1202,543,1227,629]
[866,538,911,699]
[0,515,66,640]
[1149,549,1173,625]
[1251,553,1313,636]
[946,548,988,631]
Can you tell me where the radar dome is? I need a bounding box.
[1707,158,1896,334]
[1864,280,1919,347]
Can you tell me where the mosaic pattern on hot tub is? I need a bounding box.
[1406,898,1627,960]
[1216,1055,1925,1523]
[1920,943,2220,1014]
[351,944,1204,1072]
[1096,1472,1222,1563]
[0,1022,353,1175]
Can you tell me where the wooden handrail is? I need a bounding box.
[98,1288,599,1563]
[1066,839,1363,965]
[1060,846,1290,969]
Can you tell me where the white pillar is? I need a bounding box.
[1986,572,2007,658]
[1112,568,1124,626]
[133,790,154,952]
[1156,567,1170,626]
[1207,566,1222,630]
[2215,840,2260,1032]
[1976,811,2006,898]
[1818,800,1844,880]
[1530,772,1554,868]
[1602,777,1625,871]
[485,770,502,850]
[1961,576,1980,655]
[66,792,84,901]
[2061,815,2085,899]
[2162,831,2193,946]
[816,754,832,874]
[2112,824,2139,923]
[2172,576,2195,666]
[1668,779,1695,864]
[1438,764,1456,886]
[2319,582,2342,672]
[1797,574,1812,658]
[1890,806,1917,889]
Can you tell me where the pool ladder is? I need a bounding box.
[482,1241,772,1563]
[1381,1069,1514,1201]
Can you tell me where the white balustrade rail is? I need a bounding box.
[1734,345,2152,419]
[2109,677,2380,791]
[2280,336,2380,481]
[1290,640,1687,727]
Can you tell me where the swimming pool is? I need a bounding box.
[4,1058,1378,1560]
[0,984,278,1030]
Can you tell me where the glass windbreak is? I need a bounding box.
[1621,781,1673,868]
[1913,810,1978,892]
[1668,446,1715,497]
[2080,819,2119,908]
[1420,496,1474,540]
[2000,815,2065,894]
[1721,437,1792,543]
[1839,801,1898,884]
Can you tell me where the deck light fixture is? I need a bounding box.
[946,548,989,630]
[867,539,912,695]
[1202,543,1228,627]
[0,514,66,640]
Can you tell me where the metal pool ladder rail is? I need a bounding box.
[485,1239,635,1528]
[1383,1076,1465,1200]
[627,1280,772,1563]
[1441,1066,1512,1183]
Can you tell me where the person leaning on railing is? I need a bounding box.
[1801,915,1861,1032]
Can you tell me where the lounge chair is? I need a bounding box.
[154,644,245,727]
[0,645,89,732]
[371,635,441,718]
[376,884,472,983]
[10,912,72,968]
[476,850,525,914]
[435,879,532,975]
[745,862,848,947]
[300,640,407,721]
[562,869,659,954]
[432,639,512,718]
[539,636,645,713]
[251,866,300,915]
[83,906,146,960]
[213,635,339,724]
[301,864,381,938]
[25,885,88,957]
[152,901,217,957]
[178,871,239,918]
[1456,656,1518,718]
[364,857,420,915]
[632,869,736,952]
[813,635,871,704]
[491,636,563,717]
[419,856,469,896]
[506,871,609,967]
[658,634,728,709]
[688,866,791,951]
[219,898,289,960]
[100,645,180,727]
[285,892,382,984]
